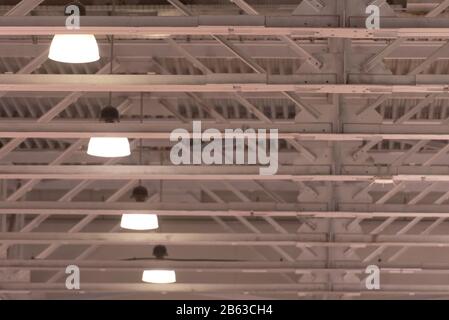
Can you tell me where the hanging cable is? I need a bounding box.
[108,0,116,106]
[108,35,114,106]
[139,92,144,186]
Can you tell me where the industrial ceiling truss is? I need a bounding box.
[1,0,449,300]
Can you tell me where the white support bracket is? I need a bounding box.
[356,95,389,117]
[282,92,321,119]
[387,217,446,262]
[352,139,381,162]
[282,36,323,71]
[362,38,405,73]
[422,143,449,166]
[394,94,439,124]
[302,0,325,12]
[425,0,449,17]
[408,41,449,76]
[375,182,406,205]
[391,140,428,166]
[286,139,317,163]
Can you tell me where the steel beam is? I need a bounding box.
[5,282,449,296]
[0,166,447,182]
[0,282,325,294]
[0,73,341,93]
[5,259,449,275]
[3,123,449,141]
[387,217,446,263]
[2,201,449,218]
[2,16,449,38]
[4,73,449,93]
[4,0,45,16]
[362,38,406,72]
[394,94,439,124]
[425,0,449,17]
[4,232,449,247]
[0,232,309,246]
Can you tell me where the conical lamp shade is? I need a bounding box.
[142,270,176,284]
[49,34,100,63]
[120,214,159,230]
[87,137,130,158]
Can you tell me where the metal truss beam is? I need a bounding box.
[5,259,449,275]
[0,260,329,273]
[0,282,325,294]
[3,201,449,218]
[4,0,44,16]
[425,0,449,17]
[394,94,439,124]
[228,0,322,70]
[166,0,193,16]
[4,232,449,247]
[391,141,428,166]
[408,41,449,75]
[356,95,388,116]
[0,74,338,92]
[0,232,309,246]
[2,39,449,60]
[3,123,449,141]
[4,282,449,297]
[0,166,448,182]
[387,217,446,263]
[166,37,213,74]
[362,38,406,72]
[5,74,449,93]
[221,181,298,262]
[5,16,449,38]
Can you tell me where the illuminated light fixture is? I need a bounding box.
[142,245,176,284]
[48,2,100,63]
[87,106,131,158]
[142,269,176,284]
[87,137,130,158]
[121,213,159,230]
[49,34,100,63]
[120,186,159,230]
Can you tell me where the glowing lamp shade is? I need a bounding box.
[142,270,176,284]
[120,214,159,230]
[49,34,100,63]
[87,137,130,158]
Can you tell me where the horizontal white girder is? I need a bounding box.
[3,259,449,275]
[0,282,325,294]
[2,122,449,140]
[3,283,449,296]
[2,16,449,39]
[0,166,448,182]
[0,259,305,273]
[2,201,449,219]
[0,16,339,35]
[3,232,449,247]
[0,232,313,246]
[0,39,447,59]
[2,74,449,93]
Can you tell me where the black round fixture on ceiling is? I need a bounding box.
[153,245,168,260]
[99,106,120,123]
[131,185,149,202]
